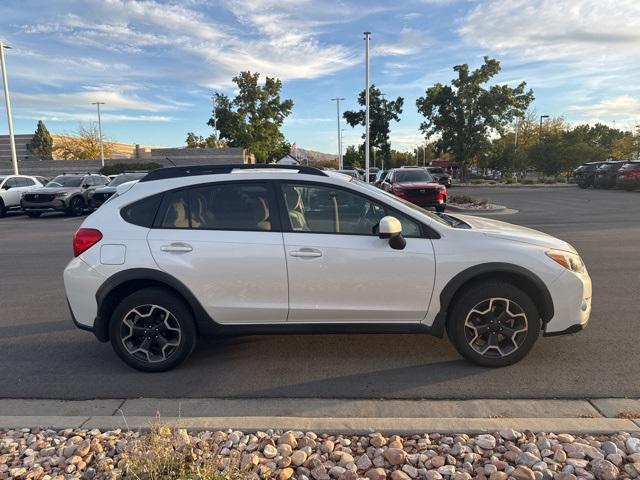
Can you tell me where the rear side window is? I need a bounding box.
[121,194,163,228]
[157,183,274,231]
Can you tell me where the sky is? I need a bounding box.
[0,0,639,154]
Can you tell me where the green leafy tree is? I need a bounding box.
[342,145,362,168]
[416,57,534,179]
[185,132,219,148]
[343,85,403,160]
[26,120,53,160]
[209,71,293,163]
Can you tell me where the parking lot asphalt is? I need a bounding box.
[0,186,638,400]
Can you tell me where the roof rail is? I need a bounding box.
[139,163,328,182]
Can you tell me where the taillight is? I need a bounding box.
[73,228,103,257]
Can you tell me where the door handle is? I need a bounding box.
[289,248,322,258]
[160,243,193,253]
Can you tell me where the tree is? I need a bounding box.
[209,71,293,163]
[416,57,534,179]
[53,123,115,160]
[26,120,53,160]
[611,133,639,160]
[343,145,362,168]
[343,85,403,160]
[185,132,219,148]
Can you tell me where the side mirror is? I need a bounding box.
[1,185,10,190]
[82,183,90,189]
[378,216,406,250]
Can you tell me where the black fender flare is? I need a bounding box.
[93,268,214,342]
[430,262,554,337]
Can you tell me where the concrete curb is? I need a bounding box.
[1,416,638,435]
[453,183,575,188]
[1,398,640,434]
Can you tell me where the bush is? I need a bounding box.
[544,178,556,184]
[100,162,162,176]
[124,420,252,480]
[504,178,516,184]
[470,179,484,184]
[449,194,488,206]
[520,179,535,184]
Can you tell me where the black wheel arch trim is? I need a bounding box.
[431,262,555,337]
[94,268,214,342]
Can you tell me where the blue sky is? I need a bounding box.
[1,0,639,154]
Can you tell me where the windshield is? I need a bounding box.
[109,173,146,186]
[354,180,451,227]
[429,168,444,174]
[394,170,434,182]
[45,176,83,188]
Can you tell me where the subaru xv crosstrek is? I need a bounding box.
[64,165,592,371]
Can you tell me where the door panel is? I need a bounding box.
[148,229,288,324]
[147,181,288,324]
[284,232,435,322]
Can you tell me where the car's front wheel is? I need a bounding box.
[109,288,197,372]
[66,197,85,216]
[0,199,6,218]
[447,281,540,367]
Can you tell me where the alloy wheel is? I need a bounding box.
[464,297,528,358]
[120,304,182,363]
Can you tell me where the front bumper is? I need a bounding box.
[543,268,592,336]
[21,198,70,212]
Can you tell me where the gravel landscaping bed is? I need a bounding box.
[2,427,640,480]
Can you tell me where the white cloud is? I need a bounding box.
[460,0,640,63]
[15,112,171,122]
[568,95,640,130]
[374,28,434,57]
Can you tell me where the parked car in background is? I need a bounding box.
[21,173,109,217]
[89,172,148,209]
[368,167,379,183]
[426,166,452,188]
[593,161,628,189]
[382,167,447,212]
[64,164,592,371]
[0,175,47,217]
[573,162,606,188]
[338,169,363,180]
[616,161,640,191]
[374,170,388,187]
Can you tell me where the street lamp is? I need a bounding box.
[92,102,105,167]
[1,41,18,175]
[331,98,344,169]
[364,31,371,182]
[539,114,549,140]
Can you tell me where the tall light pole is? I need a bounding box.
[92,102,105,167]
[1,41,18,175]
[364,31,371,182]
[331,97,344,169]
[539,114,549,140]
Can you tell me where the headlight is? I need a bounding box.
[55,192,71,198]
[546,249,585,273]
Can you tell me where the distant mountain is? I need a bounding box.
[291,146,337,163]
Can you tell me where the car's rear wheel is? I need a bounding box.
[66,197,85,216]
[25,211,42,218]
[447,282,540,367]
[109,288,197,372]
[0,199,6,218]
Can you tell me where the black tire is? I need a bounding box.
[447,281,540,367]
[66,196,84,216]
[578,182,589,189]
[109,288,197,372]
[25,211,42,218]
[0,199,5,218]
[435,203,446,213]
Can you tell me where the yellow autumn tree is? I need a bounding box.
[54,123,115,160]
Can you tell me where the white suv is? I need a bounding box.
[64,165,592,371]
[0,175,46,217]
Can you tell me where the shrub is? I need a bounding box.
[100,162,162,176]
[504,178,516,184]
[470,179,484,184]
[124,420,252,480]
[521,178,535,184]
[449,194,488,206]
[544,178,556,184]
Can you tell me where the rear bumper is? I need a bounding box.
[64,257,105,334]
